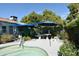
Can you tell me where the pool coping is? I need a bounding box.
[0,41,19,49]
[0,42,49,56]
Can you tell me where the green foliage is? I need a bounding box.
[21,9,64,25]
[65,3,79,45]
[66,15,79,29]
[59,41,77,56]
[66,3,79,21]
[59,30,69,40]
[68,3,79,13]
[66,19,77,29]
[22,11,43,24]
[65,13,79,49]
[21,9,64,37]
[43,9,55,20]
[0,34,14,43]
[60,3,79,56]
[43,9,64,25]
[23,36,31,41]
[22,27,31,36]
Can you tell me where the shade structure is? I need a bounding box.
[10,23,35,27]
[37,20,58,26]
[9,20,58,27]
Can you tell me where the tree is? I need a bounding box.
[43,9,64,25]
[22,9,64,25]
[63,3,79,51]
[59,40,77,56]
[66,3,79,22]
[43,9,55,20]
[21,9,64,38]
[22,11,43,23]
[43,9,65,36]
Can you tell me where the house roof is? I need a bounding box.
[0,17,17,23]
[0,17,35,27]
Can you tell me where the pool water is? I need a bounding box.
[0,45,48,56]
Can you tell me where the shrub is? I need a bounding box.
[59,30,69,40]
[0,35,1,44]
[0,34,14,43]
[23,36,31,41]
[58,41,77,56]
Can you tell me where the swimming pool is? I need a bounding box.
[0,45,48,56]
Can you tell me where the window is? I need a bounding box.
[2,26,6,33]
[9,26,13,34]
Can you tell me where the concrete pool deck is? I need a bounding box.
[0,37,63,56]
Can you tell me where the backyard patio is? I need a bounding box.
[0,36,63,56]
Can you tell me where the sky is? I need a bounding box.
[0,3,69,21]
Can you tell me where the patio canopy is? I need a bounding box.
[10,22,35,27]
[37,20,58,26]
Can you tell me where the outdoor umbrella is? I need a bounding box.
[37,20,58,46]
[37,20,57,26]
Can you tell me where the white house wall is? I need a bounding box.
[0,21,18,34]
